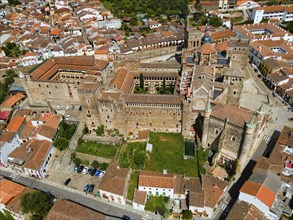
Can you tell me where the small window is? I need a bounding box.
[87,100,90,104]
[231,136,236,142]
[233,91,237,95]
[215,129,219,135]
[38,84,41,87]
[46,85,49,88]
[136,123,139,126]
[48,92,51,95]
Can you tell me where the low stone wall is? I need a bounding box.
[82,134,122,145]
[75,152,112,164]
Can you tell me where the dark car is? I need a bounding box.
[84,184,90,192]
[87,168,93,174]
[64,178,71,186]
[88,184,95,193]
[90,168,97,176]
[122,215,132,220]
[77,165,84,173]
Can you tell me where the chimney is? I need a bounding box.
[163,169,168,175]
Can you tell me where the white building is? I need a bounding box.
[149,21,161,29]
[252,5,293,24]
[99,162,130,205]
[0,131,21,167]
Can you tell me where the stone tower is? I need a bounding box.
[238,117,255,170]
[187,27,202,49]
[202,98,212,148]
[251,104,265,153]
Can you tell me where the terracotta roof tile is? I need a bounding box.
[202,176,226,208]
[133,189,147,205]
[211,30,236,40]
[1,93,25,108]
[6,116,26,132]
[0,179,25,205]
[139,170,175,189]
[0,131,17,143]
[198,43,216,55]
[46,199,105,220]
[240,181,262,196]
[99,162,129,196]
[23,140,52,171]
[254,5,285,13]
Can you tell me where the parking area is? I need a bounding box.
[47,166,102,196]
[55,105,83,121]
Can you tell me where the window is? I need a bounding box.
[87,100,90,104]
[231,136,236,142]
[215,129,219,135]
[233,91,237,95]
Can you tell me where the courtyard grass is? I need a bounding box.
[144,132,208,177]
[119,142,146,169]
[127,171,140,201]
[77,141,118,159]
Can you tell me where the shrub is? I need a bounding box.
[100,162,108,170]
[95,124,105,136]
[73,158,81,166]
[81,159,89,166]
[91,160,99,169]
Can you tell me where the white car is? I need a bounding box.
[82,167,88,174]
[65,115,70,120]
[98,171,105,178]
[66,105,73,110]
[57,105,64,110]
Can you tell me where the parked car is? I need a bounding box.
[77,165,84,173]
[95,169,102,176]
[82,167,89,174]
[254,68,258,73]
[90,168,97,176]
[64,178,71,186]
[98,171,105,178]
[84,184,90,192]
[122,215,132,220]
[67,105,73,110]
[74,166,78,172]
[57,105,63,110]
[87,168,93,174]
[88,184,95,193]
[65,115,70,120]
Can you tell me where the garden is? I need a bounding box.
[144,132,208,177]
[77,140,118,159]
[53,120,77,151]
[119,142,146,169]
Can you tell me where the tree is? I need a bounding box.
[0,210,15,220]
[95,124,105,136]
[73,157,81,166]
[209,16,222,27]
[83,125,89,135]
[162,78,166,94]
[130,16,138,26]
[133,152,145,169]
[182,210,193,220]
[140,73,144,89]
[8,0,19,6]
[91,160,99,168]
[20,191,52,220]
[100,162,108,170]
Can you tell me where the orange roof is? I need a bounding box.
[6,115,26,132]
[240,181,275,207]
[1,93,25,108]
[216,41,228,51]
[95,49,109,55]
[240,181,261,196]
[24,51,36,57]
[50,28,62,35]
[23,140,52,171]
[254,5,285,13]
[0,179,25,205]
[198,43,216,55]
[139,170,175,189]
[236,0,258,6]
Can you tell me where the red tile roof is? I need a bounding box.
[6,116,26,132]
[139,170,174,188]
[1,93,25,108]
[0,110,11,120]
[198,43,216,55]
[133,189,147,205]
[23,140,52,171]
[0,179,25,205]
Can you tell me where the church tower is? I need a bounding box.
[202,98,212,148]
[187,27,202,49]
[238,117,255,170]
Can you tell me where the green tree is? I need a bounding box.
[20,191,52,219]
[100,162,108,170]
[91,160,100,168]
[210,16,222,27]
[130,16,138,26]
[140,73,144,89]
[162,78,166,94]
[8,0,19,5]
[133,152,145,169]
[182,210,193,220]
[95,124,105,136]
[73,157,81,166]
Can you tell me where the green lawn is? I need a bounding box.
[77,141,118,159]
[127,171,140,201]
[119,142,146,169]
[144,132,207,177]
